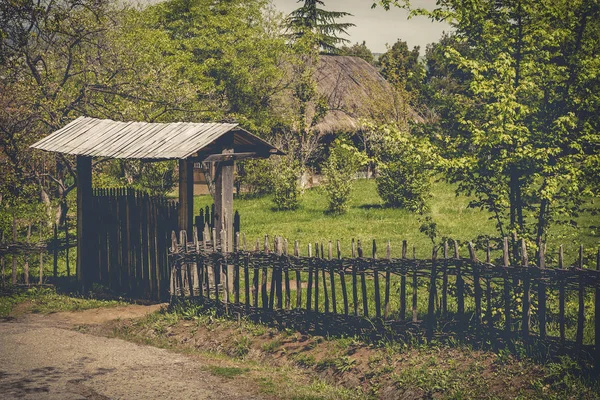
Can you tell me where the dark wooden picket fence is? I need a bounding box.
[88,188,179,299]
[169,231,600,363]
[0,219,76,287]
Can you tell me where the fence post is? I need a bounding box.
[384,240,391,319]
[576,245,585,347]
[503,237,512,337]
[358,240,368,317]
[307,243,313,311]
[454,240,464,326]
[352,239,358,316]
[295,240,301,310]
[521,239,530,342]
[284,239,291,310]
[262,235,269,310]
[328,241,336,314]
[24,223,31,286]
[53,223,58,279]
[12,216,17,285]
[427,246,438,342]
[412,245,418,323]
[442,241,448,317]
[469,242,481,327]
[486,240,492,326]
[538,239,546,340]
[338,240,348,316]
[559,245,565,344]
[373,239,380,318]
[595,248,599,371]
[400,240,407,320]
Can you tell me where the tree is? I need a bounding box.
[339,41,375,64]
[378,39,424,94]
[322,139,366,214]
[390,0,600,245]
[286,0,355,54]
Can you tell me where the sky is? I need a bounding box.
[271,0,452,54]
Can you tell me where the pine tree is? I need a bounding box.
[286,0,355,54]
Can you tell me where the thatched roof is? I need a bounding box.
[310,55,416,135]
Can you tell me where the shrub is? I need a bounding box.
[236,159,275,197]
[322,140,365,214]
[272,156,302,211]
[370,124,436,212]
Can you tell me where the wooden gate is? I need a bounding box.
[90,188,178,300]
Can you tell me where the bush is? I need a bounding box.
[370,124,435,212]
[322,140,365,214]
[236,159,275,197]
[272,156,302,211]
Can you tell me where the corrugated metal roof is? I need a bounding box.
[31,116,282,159]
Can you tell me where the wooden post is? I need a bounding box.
[400,240,407,320]
[521,239,530,341]
[442,241,448,317]
[558,245,565,344]
[262,235,269,309]
[178,159,194,237]
[384,240,391,319]
[538,239,546,340]
[322,243,329,313]
[338,240,348,316]
[307,243,313,311]
[328,241,336,314]
[65,218,70,277]
[576,245,585,347]
[455,240,465,324]
[427,246,438,341]
[352,239,358,316]
[24,223,31,285]
[412,245,418,323]
[358,240,368,317]
[469,242,482,327]
[486,241,492,325]
[503,237,512,337]
[595,248,599,370]
[315,242,320,313]
[12,217,17,285]
[76,155,93,291]
[213,146,234,253]
[373,239,381,318]
[295,240,301,309]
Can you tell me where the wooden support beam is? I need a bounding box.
[213,136,234,252]
[76,155,93,291]
[178,159,194,236]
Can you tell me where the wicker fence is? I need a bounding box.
[169,229,600,363]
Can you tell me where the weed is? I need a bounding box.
[293,353,316,368]
[232,335,251,358]
[262,338,282,353]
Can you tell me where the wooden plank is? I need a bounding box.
[315,243,320,313]
[244,234,250,308]
[284,239,291,310]
[559,245,565,344]
[384,240,391,319]
[269,237,277,310]
[486,241,492,326]
[38,223,43,285]
[338,240,348,316]
[76,155,93,291]
[455,240,465,323]
[412,245,418,323]
[373,240,381,318]
[307,243,313,311]
[235,232,240,304]
[503,237,512,337]
[352,239,358,316]
[576,245,585,347]
[442,241,448,317]
[328,241,336,314]
[53,224,58,278]
[262,235,269,309]
[400,240,407,320]
[521,239,530,341]
[427,246,438,341]
[358,240,368,317]
[322,243,329,313]
[595,249,600,369]
[469,242,482,327]
[12,217,17,285]
[538,239,546,340]
[295,241,301,309]
[253,239,259,308]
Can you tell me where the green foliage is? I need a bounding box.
[339,41,375,64]
[322,140,366,215]
[368,123,436,212]
[404,0,600,244]
[272,156,302,211]
[237,159,276,198]
[378,39,424,94]
[286,0,355,54]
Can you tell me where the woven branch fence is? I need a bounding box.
[170,229,600,362]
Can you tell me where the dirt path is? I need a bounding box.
[0,305,266,400]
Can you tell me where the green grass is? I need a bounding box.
[205,366,249,379]
[0,287,124,317]
[195,179,599,262]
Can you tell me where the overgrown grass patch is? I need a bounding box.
[0,287,124,317]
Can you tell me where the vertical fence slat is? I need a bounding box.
[384,240,391,319]
[559,245,565,344]
[538,239,546,340]
[400,240,407,320]
[521,239,530,341]
[328,241,336,314]
[262,235,269,310]
[315,242,320,313]
[469,242,482,327]
[486,241,492,326]
[284,239,291,310]
[352,239,358,317]
[503,237,512,337]
[576,245,585,347]
[412,245,418,323]
[373,239,381,318]
[358,240,368,318]
[455,240,464,324]
[595,249,599,369]
[427,246,438,341]
[295,240,301,310]
[307,243,313,311]
[338,240,348,316]
[12,217,17,285]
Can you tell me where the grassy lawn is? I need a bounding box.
[195,179,599,262]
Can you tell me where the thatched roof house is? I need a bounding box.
[308,55,417,135]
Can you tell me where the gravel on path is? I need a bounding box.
[0,312,265,400]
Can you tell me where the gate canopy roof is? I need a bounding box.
[31,116,283,160]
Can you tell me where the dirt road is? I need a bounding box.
[0,306,265,400]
